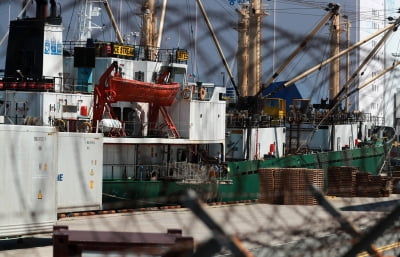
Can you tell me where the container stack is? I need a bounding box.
[327,166,358,197]
[259,168,324,205]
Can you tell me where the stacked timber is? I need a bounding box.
[283,168,324,205]
[258,168,284,204]
[355,172,370,196]
[327,166,357,197]
[370,176,392,197]
[259,168,324,205]
[327,166,393,197]
[391,171,400,193]
[356,174,392,197]
[282,168,301,205]
[392,171,400,177]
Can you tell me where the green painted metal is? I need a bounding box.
[221,139,389,201]
[102,179,235,208]
[227,143,386,176]
[102,139,390,207]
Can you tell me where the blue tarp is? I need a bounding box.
[262,81,302,110]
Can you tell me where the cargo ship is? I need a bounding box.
[0,0,396,237]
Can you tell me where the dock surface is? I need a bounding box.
[1,196,399,257]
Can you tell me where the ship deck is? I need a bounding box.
[103,137,224,145]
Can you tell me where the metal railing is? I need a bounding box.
[103,162,229,181]
[63,41,188,64]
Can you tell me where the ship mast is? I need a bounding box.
[141,0,157,47]
[248,0,265,96]
[237,4,249,97]
[344,17,351,112]
[78,0,124,43]
[237,0,267,97]
[78,0,101,42]
[141,0,169,60]
[329,13,340,102]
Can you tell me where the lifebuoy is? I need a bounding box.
[79,121,92,133]
[54,119,66,132]
[199,87,206,100]
[181,87,191,100]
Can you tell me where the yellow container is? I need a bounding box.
[262,98,286,120]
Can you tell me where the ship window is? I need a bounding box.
[152,72,157,82]
[177,149,187,162]
[135,71,144,81]
[123,108,133,121]
[159,66,186,85]
[62,105,78,113]
[112,107,121,120]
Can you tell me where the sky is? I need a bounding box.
[0,0,399,104]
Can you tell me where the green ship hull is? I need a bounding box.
[224,139,389,201]
[103,137,391,208]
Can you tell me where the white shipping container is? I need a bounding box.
[57,133,103,213]
[0,125,57,237]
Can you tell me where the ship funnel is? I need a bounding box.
[50,0,57,18]
[35,0,48,20]
[35,0,57,19]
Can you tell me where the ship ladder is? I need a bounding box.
[288,122,301,154]
[160,106,181,138]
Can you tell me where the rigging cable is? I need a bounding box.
[185,0,197,81]
[380,39,398,122]
[297,29,398,152]
[299,20,335,152]
[0,0,34,47]
[124,1,142,41]
[309,26,331,104]
[65,0,77,41]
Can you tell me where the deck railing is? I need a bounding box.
[103,162,228,181]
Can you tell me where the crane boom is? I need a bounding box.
[265,22,397,98]
[256,3,340,98]
[196,0,239,98]
[103,0,124,43]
